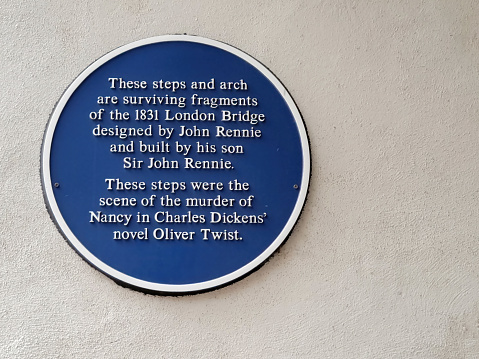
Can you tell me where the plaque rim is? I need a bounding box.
[41,34,311,294]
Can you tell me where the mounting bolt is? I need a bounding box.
[54,183,60,188]
[293,184,299,189]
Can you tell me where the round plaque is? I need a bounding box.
[41,35,310,294]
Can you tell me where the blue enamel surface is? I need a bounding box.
[49,40,304,285]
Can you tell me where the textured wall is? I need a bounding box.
[2,1,479,358]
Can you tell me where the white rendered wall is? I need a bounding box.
[2,1,479,358]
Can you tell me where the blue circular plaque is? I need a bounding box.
[41,35,310,294]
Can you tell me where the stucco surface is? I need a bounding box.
[1,1,479,358]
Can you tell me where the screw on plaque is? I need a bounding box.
[293,184,299,189]
[54,183,60,188]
